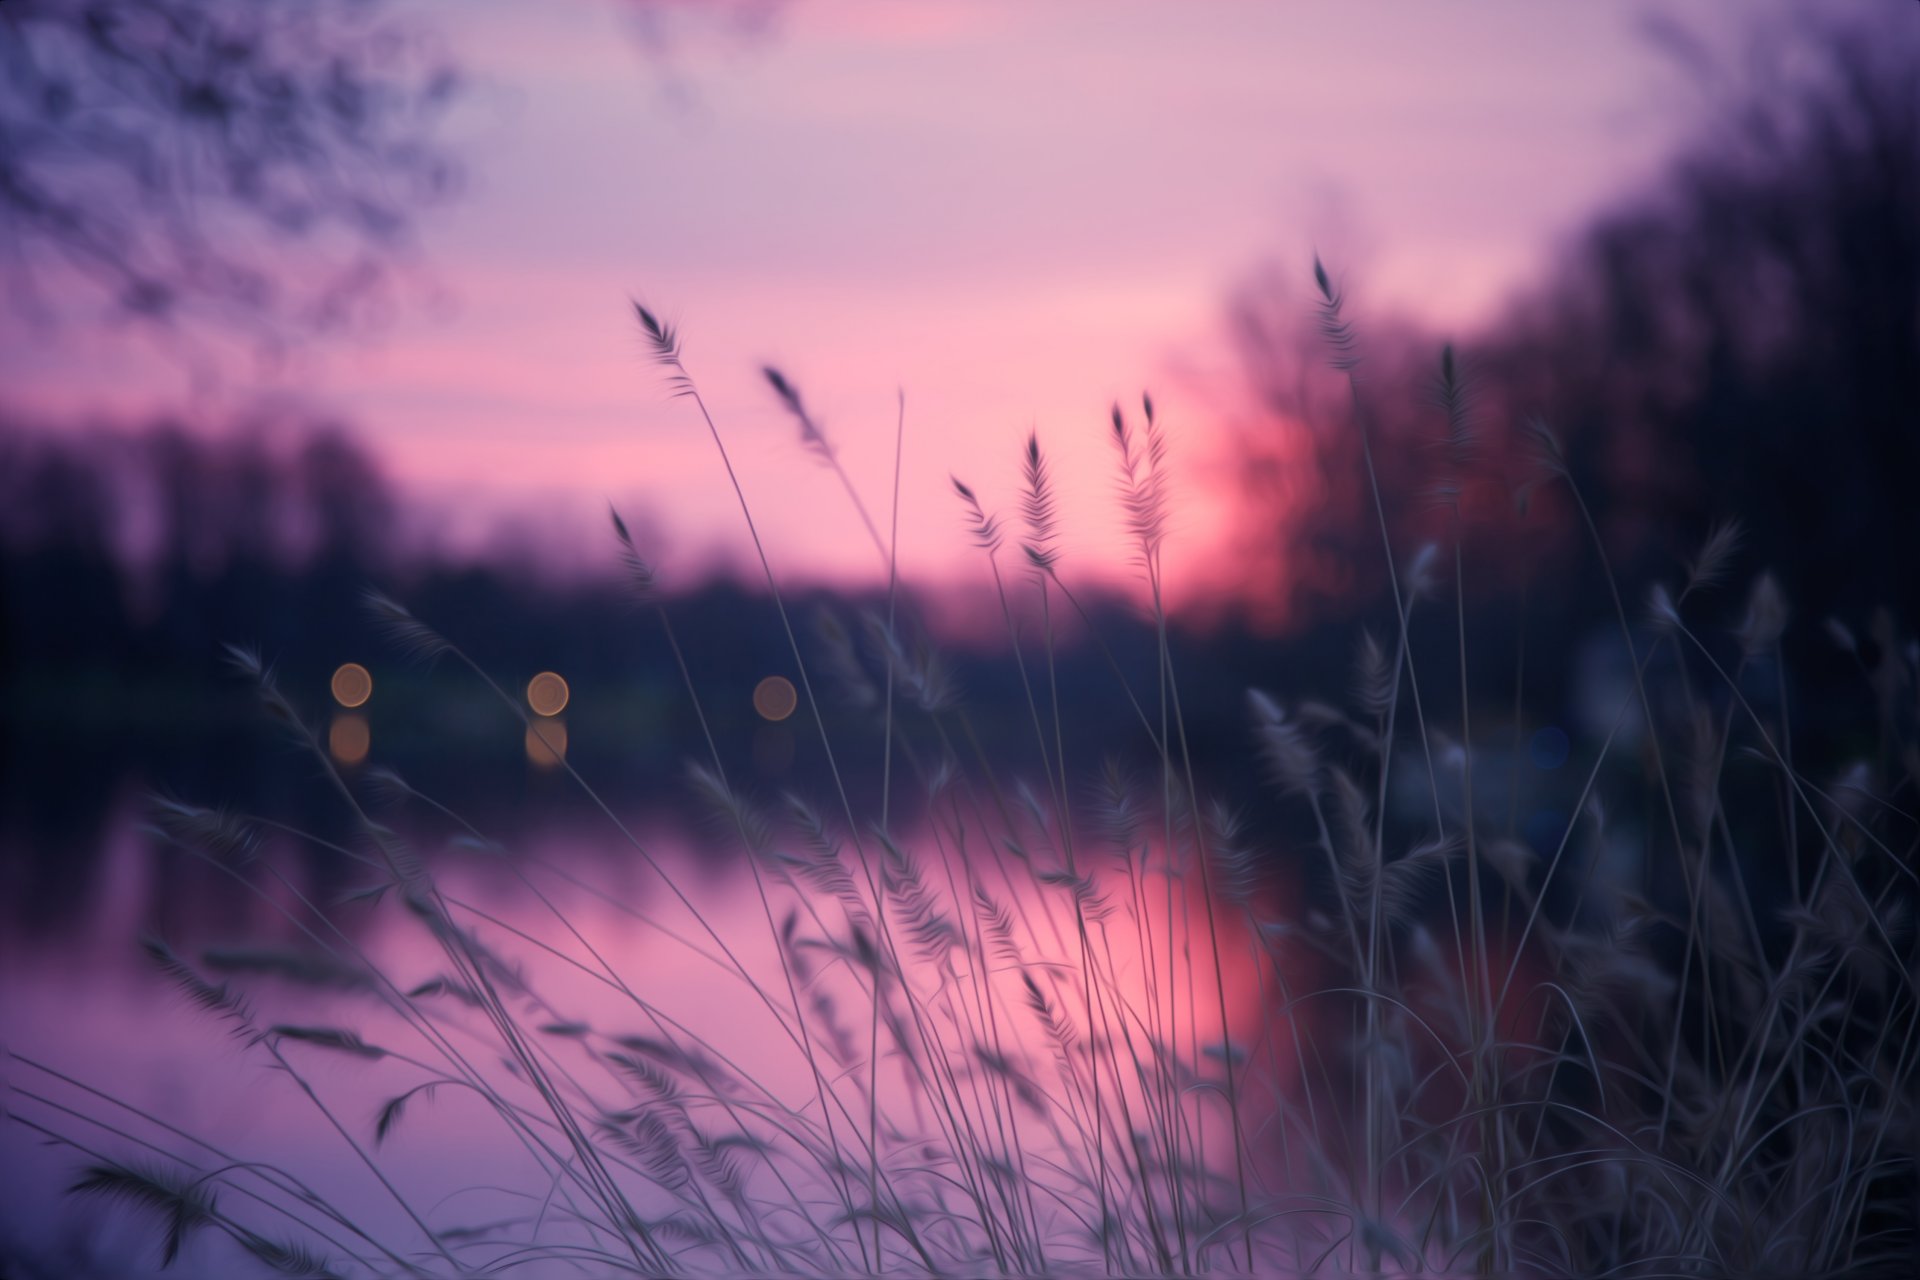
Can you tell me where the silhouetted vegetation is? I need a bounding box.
[1,0,460,341]
[1233,13,1917,624]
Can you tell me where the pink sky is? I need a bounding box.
[1,0,1809,609]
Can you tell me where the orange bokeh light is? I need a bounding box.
[752,675,797,722]
[527,671,570,717]
[330,662,373,709]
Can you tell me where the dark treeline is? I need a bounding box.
[1227,11,1916,769]
[1,416,1367,928]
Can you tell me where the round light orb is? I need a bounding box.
[527,671,570,717]
[753,675,798,722]
[330,662,373,709]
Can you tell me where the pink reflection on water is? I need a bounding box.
[3,802,1312,1275]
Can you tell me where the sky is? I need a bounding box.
[0,0,1808,610]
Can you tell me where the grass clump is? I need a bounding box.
[10,280,1917,1278]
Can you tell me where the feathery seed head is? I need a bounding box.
[148,796,259,862]
[1109,398,1169,560]
[1354,629,1395,719]
[1482,837,1536,891]
[364,589,451,663]
[1091,757,1147,856]
[685,760,769,855]
[1020,431,1059,572]
[1523,416,1569,479]
[951,474,1003,552]
[1248,689,1319,794]
[1207,800,1263,906]
[1405,542,1440,601]
[1737,572,1789,655]
[364,765,416,805]
[1310,255,1360,371]
[630,298,694,398]
[1383,838,1462,928]
[70,1160,218,1268]
[763,364,832,458]
[1682,519,1744,600]
[608,504,657,599]
[631,299,680,360]
[222,643,301,726]
[1647,582,1681,632]
[1430,342,1477,466]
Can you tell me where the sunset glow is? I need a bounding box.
[0,1,1808,616]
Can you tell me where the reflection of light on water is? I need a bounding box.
[328,713,370,766]
[752,674,797,721]
[330,662,373,708]
[3,811,1295,1273]
[526,671,570,717]
[525,671,570,768]
[525,717,567,768]
[752,723,793,774]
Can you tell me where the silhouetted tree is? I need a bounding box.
[1495,13,1919,626]
[1226,10,1920,637]
[0,0,460,342]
